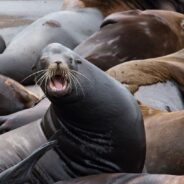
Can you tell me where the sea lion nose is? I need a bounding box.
[55,61,62,65]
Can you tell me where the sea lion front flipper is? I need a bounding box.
[0,140,57,184]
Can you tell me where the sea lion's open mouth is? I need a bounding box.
[48,73,70,96]
[49,75,68,91]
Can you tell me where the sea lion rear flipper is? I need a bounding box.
[0,140,57,184]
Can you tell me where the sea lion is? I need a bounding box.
[75,10,184,71]
[141,104,184,175]
[0,35,6,53]
[0,140,57,184]
[0,98,50,134]
[55,173,184,184]
[107,48,184,111]
[0,43,145,183]
[1,141,184,184]
[106,48,184,174]
[0,8,103,84]
[62,0,184,15]
[0,74,39,116]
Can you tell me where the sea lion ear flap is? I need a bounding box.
[31,64,36,71]
[100,19,117,28]
[0,141,57,184]
[181,20,184,29]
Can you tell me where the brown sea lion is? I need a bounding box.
[107,48,184,111]
[0,74,39,116]
[140,104,184,174]
[106,48,184,174]
[75,10,184,71]
[62,0,184,16]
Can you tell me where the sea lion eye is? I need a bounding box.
[76,59,82,64]
[100,19,117,28]
[181,20,184,29]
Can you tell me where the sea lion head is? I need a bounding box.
[34,43,84,102]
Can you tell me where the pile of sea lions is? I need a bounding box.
[1,0,184,183]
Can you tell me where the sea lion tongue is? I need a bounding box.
[50,76,67,91]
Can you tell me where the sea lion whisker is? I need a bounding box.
[35,75,45,85]
[33,70,48,84]
[71,70,90,82]
[44,75,49,93]
[36,73,48,86]
[69,71,78,87]
[68,72,78,95]
[34,72,47,84]
[70,72,85,97]
[35,72,47,83]
[21,70,47,83]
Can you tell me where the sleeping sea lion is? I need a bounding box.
[0,8,103,84]
[75,10,184,71]
[106,48,184,174]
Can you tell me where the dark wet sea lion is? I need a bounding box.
[2,140,183,184]
[0,74,39,115]
[75,10,184,71]
[106,48,184,174]
[0,43,145,183]
[0,9,103,84]
[55,173,184,184]
[37,43,145,175]
[62,0,184,15]
[0,35,6,53]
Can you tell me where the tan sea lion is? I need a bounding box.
[0,74,39,116]
[107,48,184,174]
[0,43,145,183]
[140,104,184,174]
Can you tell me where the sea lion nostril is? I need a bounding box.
[55,61,62,65]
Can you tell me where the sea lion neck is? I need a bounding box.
[46,93,111,135]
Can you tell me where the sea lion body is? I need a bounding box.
[62,0,184,15]
[0,98,50,133]
[75,10,184,71]
[0,74,39,116]
[107,49,184,112]
[0,43,145,183]
[141,105,184,174]
[55,173,184,184]
[0,35,6,53]
[106,49,184,174]
[0,8,103,84]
